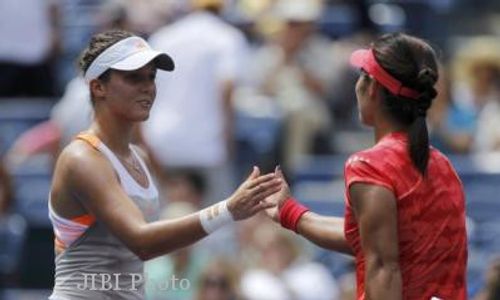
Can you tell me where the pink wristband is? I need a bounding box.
[279,197,309,233]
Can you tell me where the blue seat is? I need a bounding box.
[314,249,354,278]
[293,179,345,216]
[235,111,283,179]
[235,111,282,156]
[318,4,360,39]
[12,164,52,227]
[0,99,53,153]
[0,214,27,278]
[472,221,500,251]
[293,155,348,183]
[461,174,500,222]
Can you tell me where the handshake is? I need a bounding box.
[199,166,309,234]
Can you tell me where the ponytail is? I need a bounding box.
[372,33,440,175]
[381,69,437,175]
[408,68,437,175]
[408,116,429,175]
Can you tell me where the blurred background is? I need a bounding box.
[1,0,500,299]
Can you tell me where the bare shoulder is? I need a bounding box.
[53,140,117,194]
[56,140,105,174]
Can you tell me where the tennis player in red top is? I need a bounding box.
[265,32,467,300]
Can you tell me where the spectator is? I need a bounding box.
[248,0,335,170]
[146,202,208,300]
[474,258,500,300]
[0,160,13,219]
[143,0,249,207]
[0,0,61,97]
[196,257,242,300]
[240,222,339,300]
[162,170,206,209]
[0,158,27,286]
[4,0,134,168]
[434,37,500,153]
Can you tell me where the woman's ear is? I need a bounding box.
[367,79,379,100]
[368,80,386,108]
[89,79,106,100]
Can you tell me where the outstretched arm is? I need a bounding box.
[53,142,281,261]
[296,212,352,255]
[264,168,352,255]
[350,183,402,300]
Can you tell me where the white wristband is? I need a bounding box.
[199,200,234,234]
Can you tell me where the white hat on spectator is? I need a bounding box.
[274,0,323,22]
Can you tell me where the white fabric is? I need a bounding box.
[84,36,173,81]
[273,0,322,22]
[50,77,93,146]
[199,200,234,234]
[47,142,159,249]
[282,262,340,300]
[48,200,90,248]
[97,143,159,201]
[241,270,290,300]
[0,0,54,63]
[241,262,339,300]
[144,11,247,167]
[474,96,500,153]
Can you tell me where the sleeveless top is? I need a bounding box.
[49,133,159,300]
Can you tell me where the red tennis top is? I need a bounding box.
[344,132,467,300]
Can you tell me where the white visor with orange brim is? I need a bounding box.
[84,36,174,82]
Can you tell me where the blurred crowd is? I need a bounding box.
[1,0,500,166]
[1,0,500,299]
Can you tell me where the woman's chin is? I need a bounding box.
[130,112,150,122]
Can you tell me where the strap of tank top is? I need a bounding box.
[74,132,152,192]
[75,132,101,150]
[74,132,126,181]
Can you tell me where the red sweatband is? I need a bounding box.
[279,197,309,233]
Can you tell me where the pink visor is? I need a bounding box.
[350,49,420,100]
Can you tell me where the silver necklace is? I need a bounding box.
[121,154,142,174]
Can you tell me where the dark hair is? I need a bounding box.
[78,30,134,81]
[183,171,206,196]
[165,169,207,196]
[0,161,13,215]
[372,33,439,175]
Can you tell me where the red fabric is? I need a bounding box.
[279,198,309,233]
[14,120,61,154]
[350,49,421,100]
[344,132,467,300]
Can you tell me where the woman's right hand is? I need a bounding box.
[226,166,282,220]
[263,166,292,223]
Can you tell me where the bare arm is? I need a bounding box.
[55,143,280,261]
[350,183,402,300]
[265,168,352,255]
[297,212,352,255]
